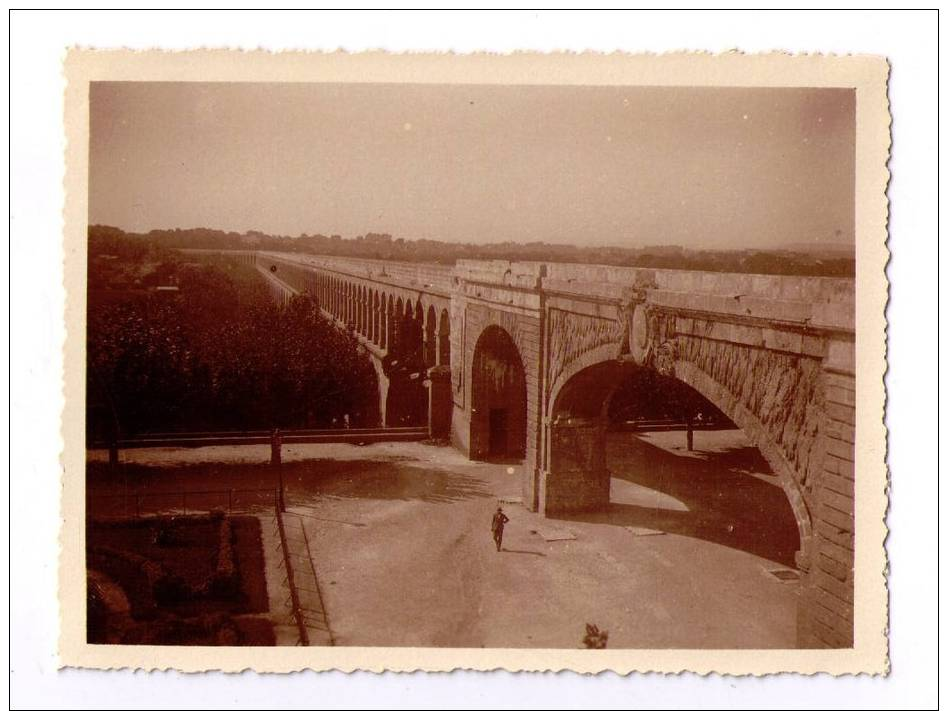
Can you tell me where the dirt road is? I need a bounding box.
[89,431,800,648]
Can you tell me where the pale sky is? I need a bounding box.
[89,82,855,249]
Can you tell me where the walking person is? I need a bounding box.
[491,506,510,552]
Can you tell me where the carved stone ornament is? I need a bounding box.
[628,303,649,365]
[652,340,678,377]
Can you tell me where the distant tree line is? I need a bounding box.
[87,230,380,440]
[89,224,855,278]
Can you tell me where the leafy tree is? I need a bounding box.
[87,241,380,439]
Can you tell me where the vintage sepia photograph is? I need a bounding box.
[59,50,890,675]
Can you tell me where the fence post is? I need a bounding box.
[271,429,286,513]
[229,489,234,513]
[182,491,188,516]
[275,494,309,646]
[135,495,141,518]
[279,466,286,513]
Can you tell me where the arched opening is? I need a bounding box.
[307,272,318,309]
[349,283,356,328]
[385,295,395,352]
[424,305,437,367]
[394,297,404,356]
[363,287,370,337]
[470,325,527,462]
[438,309,451,367]
[352,285,359,331]
[401,300,424,363]
[346,283,352,323]
[364,287,371,338]
[547,360,804,569]
[372,290,380,344]
[366,289,374,341]
[413,301,425,363]
[355,286,362,334]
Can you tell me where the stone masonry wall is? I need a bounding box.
[802,346,856,648]
[651,307,855,648]
[544,421,611,514]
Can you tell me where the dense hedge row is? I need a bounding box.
[87,235,381,438]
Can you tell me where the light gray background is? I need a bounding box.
[8,9,938,710]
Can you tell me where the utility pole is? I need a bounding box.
[271,428,286,512]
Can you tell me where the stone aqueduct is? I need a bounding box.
[206,249,856,649]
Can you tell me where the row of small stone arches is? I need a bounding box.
[307,268,453,369]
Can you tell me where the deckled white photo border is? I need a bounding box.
[59,49,890,675]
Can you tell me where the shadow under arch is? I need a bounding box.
[671,359,813,566]
[544,355,810,569]
[469,324,527,462]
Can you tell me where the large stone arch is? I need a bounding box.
[546,342,626,422]
[542,342,813,567]
[469,325,528,461]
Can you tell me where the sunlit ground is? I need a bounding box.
[88,429,800,648]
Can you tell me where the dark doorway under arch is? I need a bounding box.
[470,325,527,461]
